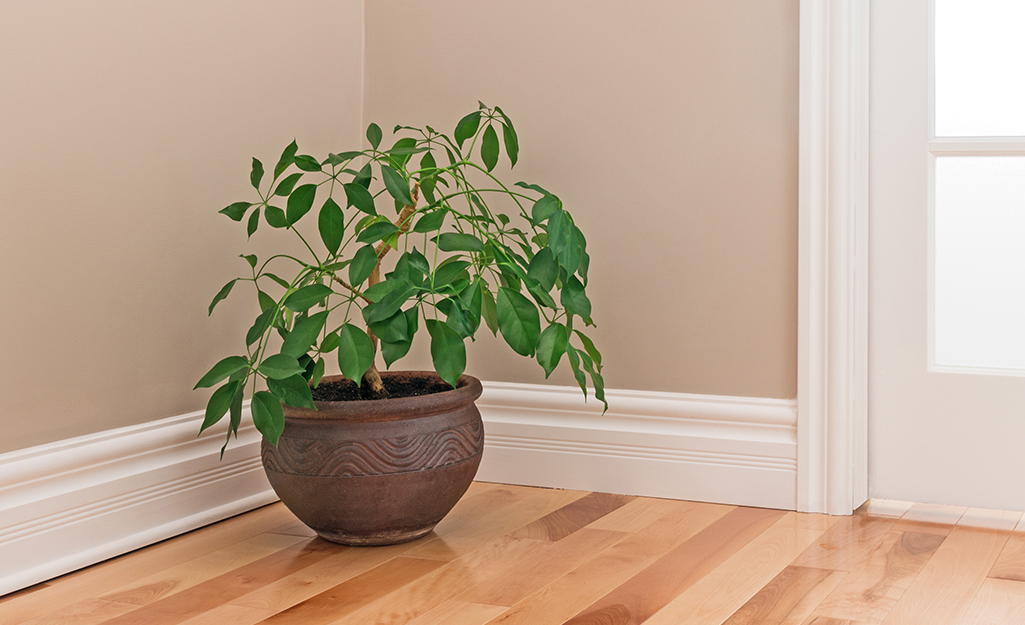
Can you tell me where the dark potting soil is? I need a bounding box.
[310,377,453,402]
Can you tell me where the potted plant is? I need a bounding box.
[195,103,605,545]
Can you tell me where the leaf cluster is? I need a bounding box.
[198,103,605,452]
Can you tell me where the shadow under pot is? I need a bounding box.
[260,371,484,546]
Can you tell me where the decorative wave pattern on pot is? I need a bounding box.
[262,420,483,477]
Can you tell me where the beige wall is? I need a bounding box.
[364,0,799,398]
[0,0,364,453]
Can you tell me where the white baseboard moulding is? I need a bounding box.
[0,406,276,597]
[475,382,798,511]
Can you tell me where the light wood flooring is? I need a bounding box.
[3,482,1025,624]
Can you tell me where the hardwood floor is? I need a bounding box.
[2,483,1024,625]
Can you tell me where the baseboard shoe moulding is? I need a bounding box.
[0,406,276,597]
[0,381,797,596]
[475,382,798,511]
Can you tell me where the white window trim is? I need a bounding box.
[797,0,870,515]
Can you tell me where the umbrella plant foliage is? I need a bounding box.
[196,103,604,451]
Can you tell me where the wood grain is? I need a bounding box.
[507,492,634,541]
[563,506,786,625]
[258,556,445,625]
[792,514,897,571]
[641,517,831,625]
[721,566,843,625]
[958,578,1025,625]
[405,600,507,625]
[880,511,1016,625]
[457,527,627,606]
[811,531,945,622]
[484,501,734,625]
[990,533,1025,582]
[856,500,914,518]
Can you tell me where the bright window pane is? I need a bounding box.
[934,156,1025,369]
[935,0,1025,137]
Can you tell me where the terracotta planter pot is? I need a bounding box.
[260,371,484,546]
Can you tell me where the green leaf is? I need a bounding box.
[431,259,472,291]
[310,357,326,387]
[259,354,305,380]
[357,221,399,245]
[208,279,237,316]
[280,311,328,358]
[284,283,332,312]
[246,308,274,346]
[366,122,383,149]
[246,209,260,237]
[364,282,416,324]
[250,158,264,189]
[536,323,569,378]
[274,173,303,197]
[481,285,499,335]
[576,348,606,410]
[195,356,249,389]
[426,319,466,389]
[267,374,315,409]
[241,254,258,269]
[381,308,418,368]
[458,280,484,334]
[566,347,588,398]
[251,391,285,445]
[527,248,558,291]
[262,273,290,290]
[454,111,481,149]
[574,329,603,369]
[318,197,344,254]
[337,323,375,384]
[265,205,288,228]
[386,137,419,168]
[548,210,582,274]
[497,287,541,357]
[274,140,298,178]
[327,150,364,165]
[353,162,373,188]
[344,182,377,215]
[294,154,322,172]
[201,380,240,432]
[380,164,413,205]
[367,309,409,343]
[349,244,379,285]
[413,209,446,233]
[436,232,484,252]
[286,184,316,226]
[531,195,560,224]
[515,181,552,196]
[496,106,519,167]
[561,275,591,318]
[481,124,499,172]
[219,201,251,221]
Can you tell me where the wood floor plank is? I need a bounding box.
[890,503,966,536]
[481,501,735,625]
[562,506,787,625]
[16,533,307,625]
[810,531,945,623]
[256,556,445,625]
[457,528,627,606]
[0,503,297,623]
[404,488,587,561]
[405,600,508,625]
[583,497,691,533]
[335,535,543,625]
[507,492,634,541]
[429,483,568,537]
[640,515,831,625]
[990,533,1025,581]
[957,578,1025,625]
[791,514,898,572]
[879,509,1016,625]
[720,566,844,625]
[801,617,875,625]
[856,500,914,519]
[176,604,272,625]
[95,537,343,625]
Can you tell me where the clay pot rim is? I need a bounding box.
[283,370,482,423]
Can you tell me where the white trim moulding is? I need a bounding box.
[798,0,871,514]
[0,407,276,597]
[476,382,798,510]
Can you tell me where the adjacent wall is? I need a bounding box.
[363,0,800,399]
[0,0,364,453]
